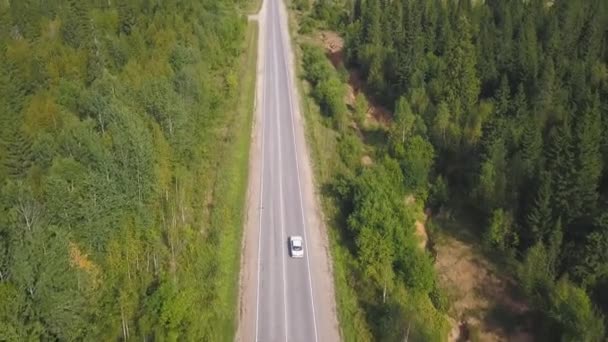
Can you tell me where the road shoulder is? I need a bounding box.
[236,4,266,341]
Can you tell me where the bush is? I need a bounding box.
[312,0,347,29]
[338,132,363,168]
[302,44,333,85]
[518,242,554,297]
[428,175,448,211]
[484,208,517,251]
[314,76,346,119]
[549,279,605,342]
[293,0,310,11]
[298,15,316,34]
[354,93,368,127]
[397,135,435,192]
[429,285,450,313]
[398,247,436,293]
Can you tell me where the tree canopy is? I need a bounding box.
[0,0,251,339]
[304,0,608,339]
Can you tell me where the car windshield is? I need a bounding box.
[293,245,302,251]
[292,240,302,251]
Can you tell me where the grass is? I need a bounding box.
[210,21,258,340]
[246,0,263,14]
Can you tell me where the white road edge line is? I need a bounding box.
[254,8,267,341]
[275,0,319,340]
[272,7,290,340]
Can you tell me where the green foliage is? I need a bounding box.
[571,214,608,288]
[302,44,333,85]
[298,15,317,34]
[428,175,449,210]
[0,0,253,340]
[519,242,553,297]
[475,137,507,212]
[314,76,346,119]
[337,132,363,169]
[353,92,368,127]
[302,43,347,128]
[444,16,480,119]
[391,97,416,145]
[548,279,605,342]
[388,97,434,192]
[394,135,434,192]
[337,0,608,338]
[300,0,608,339]
[484,208,516,252]
[574,97,603,216]
[338,158,446,337]
[293,0,310,12]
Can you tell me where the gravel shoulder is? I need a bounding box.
[235,2,266,340]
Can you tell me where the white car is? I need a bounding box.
[289,236,304,258]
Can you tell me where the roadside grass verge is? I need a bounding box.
[285,7,373,340]
[246,0,263,15]
[299,80,371,340]
[210,21,258,340]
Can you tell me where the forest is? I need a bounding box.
[0,0,253,340]
[296,0,608,340]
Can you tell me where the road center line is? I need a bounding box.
[271,5,290,340]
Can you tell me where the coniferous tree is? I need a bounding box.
[444,15,479,126]
[309,0,608,338]
[527,171,553,244]
[520,117,543,179]
[546,124,576,224]
[573,96,603,217]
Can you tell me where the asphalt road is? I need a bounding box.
[254,0,322,340]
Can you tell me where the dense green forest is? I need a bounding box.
[297,5,449,342]
[0,0,253,340]
[297,0,608,340]
[301,43,449,341]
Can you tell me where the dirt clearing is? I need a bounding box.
[433,220,534,342]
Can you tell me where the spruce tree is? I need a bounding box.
[546,124,576,225]
[527,171,553,243]
[444,15,479,121]
[574,96,602,217]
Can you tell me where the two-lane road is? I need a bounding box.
[237,0,339,340]
[255,0,318,340]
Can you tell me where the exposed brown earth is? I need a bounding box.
[318,31,392,127]
[435,230,533,342]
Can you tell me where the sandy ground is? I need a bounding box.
[236,1,340,340]
[435,233,533,342]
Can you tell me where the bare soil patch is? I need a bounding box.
[404,195,429,250]
[360,155,373,166]
[318,31,343,68]
[434,230,533,342]
[317,30,391,127]
[415,220,429,250]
